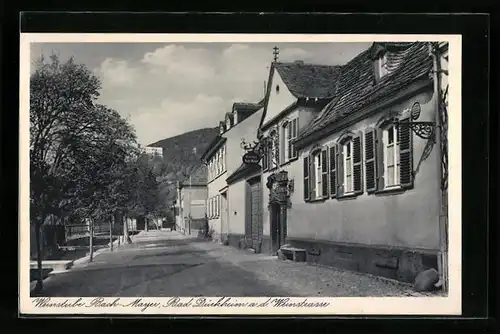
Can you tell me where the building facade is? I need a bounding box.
[201,135,227,242]
[223,102,264,249]
[174,165,208,236]
[200,100,264,244]
[254,42,449,284]
[142,146,163,158]
[240,60,341,253]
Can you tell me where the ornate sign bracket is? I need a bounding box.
[393,102,437,141]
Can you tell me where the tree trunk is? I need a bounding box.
[123,215,131,244]
[89,219,94,262]
[145,216,148,232]
[34,220,44,293]
[109,215,113,252]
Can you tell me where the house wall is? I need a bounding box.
[260,106,322,251]
[224,108,265,246]
[179,186,207,235]
[224,108,264,176]
[207,172,226,242]
[281,88,441,283]
[261,69,297,128]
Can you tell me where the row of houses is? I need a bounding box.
[175,41,449,287]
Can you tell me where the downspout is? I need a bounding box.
[429,42,448,292]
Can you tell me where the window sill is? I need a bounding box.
[306,197,328,203]
[337,192,360,201]
[375,186,406,196]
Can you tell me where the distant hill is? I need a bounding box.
[148,127,219,205]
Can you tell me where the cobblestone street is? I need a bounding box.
[36,230,428,297]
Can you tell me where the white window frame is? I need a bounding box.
[282,122,289,163]
[343,140,354,194]
[314,151,322,198]
[288,118,298,160]
[377,53,389,79]
[383,124,400,188]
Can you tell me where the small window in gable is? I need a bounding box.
[375,52,389,81]
[276,84,280,93]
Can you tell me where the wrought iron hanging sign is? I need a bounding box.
[394,102,436,140]
[242,151,260,165]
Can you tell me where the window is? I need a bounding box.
[383,125,400,187]
[337,132,363,197]
[215,195,219,218]
[269,129,279,169]
[222,145,226,172]
[262,137,269,171]
[376,52,389,80]
[365,116,414,193]
[343,141,354,193]
[283,118,299,161]
[303,147,328,201]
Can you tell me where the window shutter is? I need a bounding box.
[376,128,385,190]
[321,147,329,198]
[287,122,292,160]
[303,155,310,201]
[329,145,337,198]
[337,144,345,197]
[275,130,280,166]
[399,116,414,189]
[365,128,377,193]
[353,132,363,194]
[262,138,269,171]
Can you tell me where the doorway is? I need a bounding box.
[270,203,282,254]
[246,176,263,252]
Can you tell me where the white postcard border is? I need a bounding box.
[19,33,462,315]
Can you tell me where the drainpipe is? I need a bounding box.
[429,42,448,292]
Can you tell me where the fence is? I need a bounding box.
[65,222,112,240]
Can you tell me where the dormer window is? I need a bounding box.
[375,51,389,81]
[226,118,231,130]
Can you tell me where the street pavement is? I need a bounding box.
[36,230,427,297]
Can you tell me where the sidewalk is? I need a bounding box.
[185,234,442,297]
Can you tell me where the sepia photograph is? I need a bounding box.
[19,34,461,315]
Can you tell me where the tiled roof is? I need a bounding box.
[297,42,433,141]
[274,62,342,99]
[233,100,264,112]
[226,162,261,185]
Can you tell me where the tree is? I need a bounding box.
[30,54,137,291]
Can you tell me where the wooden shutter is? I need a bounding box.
[321,147,329,198]
[287,122,292,160]
[275,130,280,166]
[292,118,298,158]
[303,155,310,201]
[262,138,269,171]
[376,128,385,190]
[353,132,363,194]
[399,116,414,189]
[329,145,337,198]
[365,128,377,193]
[337,143,345,197]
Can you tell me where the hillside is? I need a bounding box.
[148,127,219,202]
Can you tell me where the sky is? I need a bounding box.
[30,42,372,146]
